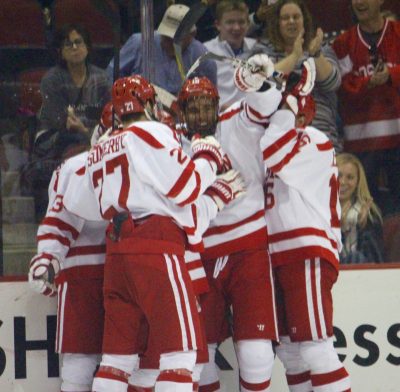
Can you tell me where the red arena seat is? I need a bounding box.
[0,0,46,48]
[52,0,115,47]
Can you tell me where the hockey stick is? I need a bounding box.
[173,2,207,81]
[186,52,244,79]
[153,84,177,110]
[186,51,286,89]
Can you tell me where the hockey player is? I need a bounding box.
[62,74,245,392]
[28,152,108,391]
[261,78,352,391]
[177,56,283,392]
[126,106,236,392]
[90,101,120,146]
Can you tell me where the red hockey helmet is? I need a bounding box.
[297,94,316,127]
[178,77,219,137]
[178,76,219,107]
[112,75,156,118]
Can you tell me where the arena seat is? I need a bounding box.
[307,0,353,33]
[0,0,46,48]
[51,0,115,47]
[382,213,400,262]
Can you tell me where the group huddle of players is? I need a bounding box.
[28,54,351,392]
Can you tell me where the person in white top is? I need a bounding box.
[61,74,245,392]
[27,102,118,392]
[260,67,351,391]
[177,54,282,392]
[204,0,258,110]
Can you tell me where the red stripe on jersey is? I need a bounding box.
[75,166,86,175]
[311,367,349,387]
[53,170,60,192]
[183,204,198,235]
[127,125,165,149]
[286,371,311,385]
[239,376,270,390]
[203,228,268,260]
[167,160,196,199]
[37,233,71,247]
[244,104,269,126]
[218,107,241,122]
[269,137,302,173]
[204,210,265,236]
[186,258,204,272]
[269,227,338,249]
[186,239,205,253]
[41,217,80,239]
[66,244,106,257]
[262,128,297,160]
[178,171,201,207]
[316,141,333,151]
[245,103,269,120]
[310,259,323,338]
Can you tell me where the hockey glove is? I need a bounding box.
[191,135,226,174]
[289,57,316,97]
[282,58,317,115]
[205,170,246,211]
[28,253,60,297]
[234,54,275,92]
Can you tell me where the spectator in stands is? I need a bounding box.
[38,23,111,154]
[247,0,276,38]
[204,0,258,110]
[32,23,110,221]
[332,0,400,216]
[256,0,343,151]
[107,3,217,96]
[337,152,384,264]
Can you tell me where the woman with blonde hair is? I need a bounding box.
[337,152,384,263]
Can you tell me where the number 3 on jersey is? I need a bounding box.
[92,154,130,219]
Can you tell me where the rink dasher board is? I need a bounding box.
[0,266,399,391]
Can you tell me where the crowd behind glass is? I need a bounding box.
[1,0,399,276]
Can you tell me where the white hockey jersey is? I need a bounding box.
[261,110,342,270]
[37,152,107,280]
[63,120,219,252]
[202,86,283,259]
